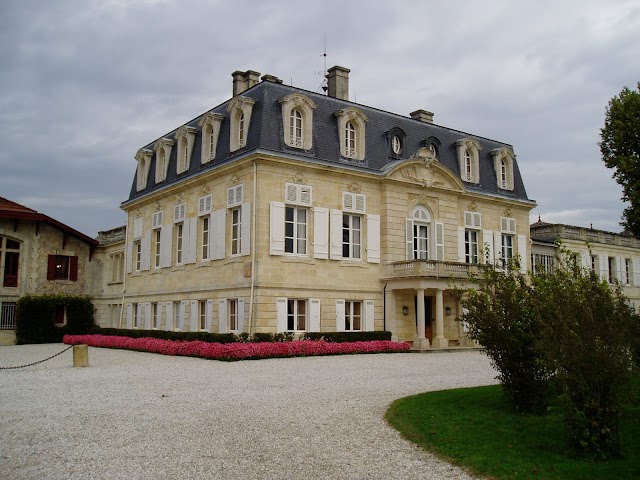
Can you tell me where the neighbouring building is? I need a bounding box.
[118,65,536,349]
[530,220,640,311]
[0,197,100,344]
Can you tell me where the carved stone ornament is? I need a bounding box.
[504,208,512,217]
[400,164,444,189]
[294,97,303,107]
[176,194,184,204]
[201,186,211,195]
[292,173,307,184]
[468,202,477,212]
[347,182,361,193]
[154,202,162,212]
[230,174,240,185]
[347,111,357,120]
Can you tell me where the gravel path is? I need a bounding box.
[0,344,497,479]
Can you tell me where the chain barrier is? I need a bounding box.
[0,345,74,370]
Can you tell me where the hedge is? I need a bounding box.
[301,331,392,342]
[16,294,96,344]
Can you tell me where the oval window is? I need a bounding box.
[392,135,401,154]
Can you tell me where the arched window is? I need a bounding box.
[412,207,431,260]
[158,150,165,179]
[198,112,223,163]
[1,235,20,287]
[491,147,516,191]
[209,126,216,158]
[429,143,437,159]
[238,112,245,146]
[464,150,472,181]
[345,121,356,158]
[455,139,481,184]
[290,109,303,147]
[500,159,507,189]
[182,143,189,172]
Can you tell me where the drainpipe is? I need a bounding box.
[248,160,257,334]
[383,283,387,332]
[119,222,129,329]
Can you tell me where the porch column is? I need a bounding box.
[412,288,430,350]
[432,288,449,349]
[385,287,398,342]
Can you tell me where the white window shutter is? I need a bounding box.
[633,258,640,286]
[218,299,228,333]
[581,252,590,270]
[364,300,375,331]
[335,300,345,332]
[185,217,197,264]
[312,207,329,259]
[140,232,151,271]
[309,298,321,332]
[366,214,380,264]
[126,239,133,273]
[494,232,502,264]
[517,235,527,273]
[600,256,608,281]
[276,298,287,333]
[239,203,251,256]
[270,201,285,256]
[210,209,226,260]
[285,183,298,203]
[330,209,343,260]
[342,192,354,211]
[176,301,185,330]
[434,222,444,261]
[174,204,186,223]
[198,195,212,216]
[133,217,143,239]
[483,230,494,264]
[206,300,213,332]
[159,225,173,268]
[300,186,312,206]
[144,303,151,330]
[406,218,414,260]
[354,194,366,213]
[237,299,245,333]
[152,211,163,229]
[165,302,173,331]
[126,303,133,329]
[457,227,466,263]
[189,300,197,331]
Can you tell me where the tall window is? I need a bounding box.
[175,223,184,264]
[608,257,616,283]
[532,254,554,275]
[285,206,307,255]
[152,303,159,329]
[209,127,216,161]
[231,207,241,255]
[201,216,210,260]
[158,150,166,181]
[464,150,472,181]
[290,109,303,147]
[287,299,306,331]
[199,301,207,330]
[465,230,479,264]
[501,234,513,265]
[229,299,238,331]
[625,258,632,285]
[345,122,356,158]
[47,254,78,281]
[500,159,508,188]
[174,301,181,330]
[134,241,141,271]
[342,213,361,259]
[413,223,429,260]
[111,253,123,282]
[133,303,139,329]
[344,301,361,331]
[591,255,598,273]
[1,237,20,287]
[153,229,161,268]
[238,112,245,146]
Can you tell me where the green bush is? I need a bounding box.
[92,327,237,344]
[301,331,392,342]
[459,258,551,413]
[16,295,96,344]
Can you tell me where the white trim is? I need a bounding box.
[270,201,285,256]
[366,214,380,263]
[309,298,321,332]
[312,207,329,260]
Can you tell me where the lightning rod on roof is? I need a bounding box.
[316,33,328,94]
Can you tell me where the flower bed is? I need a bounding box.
[63,334,411,361]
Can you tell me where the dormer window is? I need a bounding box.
[420,136,441,161]
[198,112,223,164]
[385,128,406,160]
[175,126,197,175]
[455,138,481,183]
[228,96,256,152]
[429,144,437,158]
[491,147,516,191]
[135,148,153,191]
[335,107,367,160]
[392,136,401,154]
[279,93,316,150]
[153,138,174,183]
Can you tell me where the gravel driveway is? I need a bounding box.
[0,344,496,479]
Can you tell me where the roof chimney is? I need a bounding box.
[410,109,434,123]
[326,65,350,100]
[232,69,261,96]
[261,74,283,84]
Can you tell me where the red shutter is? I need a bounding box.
[47,255,56,280]
[69,256,78,281]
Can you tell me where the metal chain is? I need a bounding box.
[0,345,74,370]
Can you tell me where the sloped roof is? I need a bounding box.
[0,196,99,248]
[126,78,533,205]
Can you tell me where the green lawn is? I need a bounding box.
[385,379,640,479]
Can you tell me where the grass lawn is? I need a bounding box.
[385,378,640,480]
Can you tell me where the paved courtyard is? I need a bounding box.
[0,344,497,479]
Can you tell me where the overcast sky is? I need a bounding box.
[1,0,638,237]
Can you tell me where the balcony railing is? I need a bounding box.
[386,260,482,279]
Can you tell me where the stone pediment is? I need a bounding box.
[386,158,465,192]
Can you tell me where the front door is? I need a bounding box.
[414,296,433,342]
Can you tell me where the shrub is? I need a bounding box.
[89,327,237,344]
[16,295,96,344]
[301,331,392,342]
[533,251,636,460]
[459,259,551,413]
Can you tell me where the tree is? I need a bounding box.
[599,82,640,236]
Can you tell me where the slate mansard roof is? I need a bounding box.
[126,77,533,204]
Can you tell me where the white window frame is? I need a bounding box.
[279,93,317,150]
[153,229,161,269]
[228,96,256,152]
[285,205,307,255]
[344,301,362,331]
[334,107,368,160]
[135,149,152,191]
[153,139,173,183]
[198,112,223,164]
[455,138,481,184]
[175,223,184,265]
[287,299,307,332]
[175,126,197,175]
[201,215,210,261]
[491,147,516,191]
[342,213,362,260]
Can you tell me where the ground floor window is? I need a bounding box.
[0,302,17,330]
[287,299,306,331]
[54,305,66,325]
[344,301,361,331]
[228,299,238,331]
[152,303,159,329]
[199,300,207,330]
